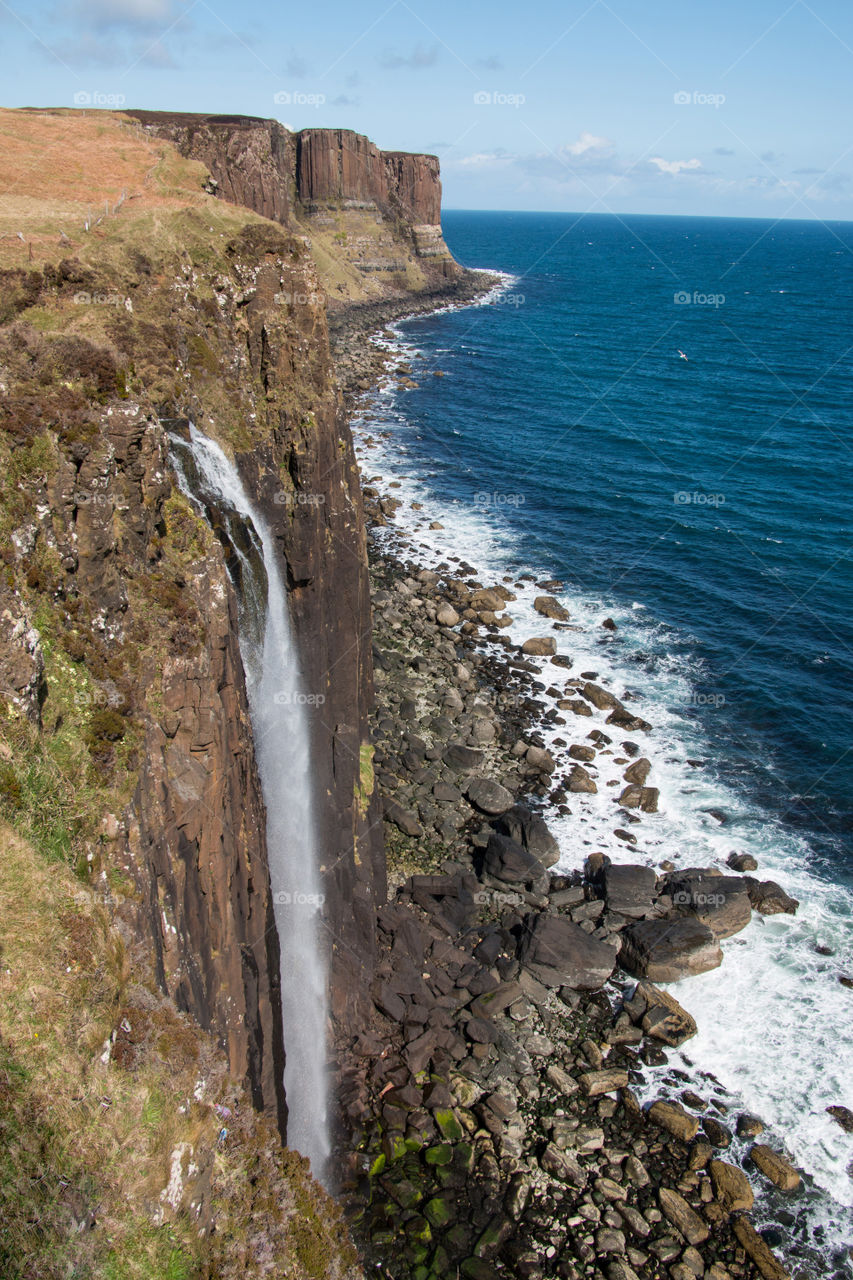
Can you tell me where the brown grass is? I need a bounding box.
[0,109,224,271]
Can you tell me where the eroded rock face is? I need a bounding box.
[126,111,459,276]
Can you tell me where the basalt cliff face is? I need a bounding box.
[0,109,424,1139]
[126,111,460,301]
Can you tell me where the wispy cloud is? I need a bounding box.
[379,42,438,70]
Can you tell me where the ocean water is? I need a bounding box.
[352,211,853,1269]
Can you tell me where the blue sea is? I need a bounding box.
[354,212,853,1268]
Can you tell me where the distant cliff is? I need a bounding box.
[126,111,460,302]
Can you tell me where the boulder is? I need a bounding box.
[568,764,597,793]
[436,604,460,626]
[749,1144,800,1191]
[541,1142,587,1186]
[726,851,758,872]
[618,785,659,812]
[619,918,723,982]
[569,744,596,762]
[469,588,505,612]
[582,681,622,711]
[607,708,652,732]
[495,804,560,867]
[732,1216,791,1280]
[743,878,799,915]
[709,1159,754,1212]
[827,1104,853,1132]
[383,798,423,838]
[526,745,556,774]
[603,865,657,919]
[648,1100,700,1143]
[534,595,570,621]
[623,757,651,785]
[465,777,515,816]
[658,1188,709,1245]
[665,872,753,939]
[518,913,618,989]
[579,1068,629,1097]
[483,834,545,884]
[634,981,697,1046]
[522,637,556,656]
[444,743,485,772]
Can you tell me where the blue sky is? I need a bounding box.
[2,0,852,218]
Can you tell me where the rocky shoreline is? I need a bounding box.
[326,288,838,1280]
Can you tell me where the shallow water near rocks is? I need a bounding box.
[353,211,853,1269]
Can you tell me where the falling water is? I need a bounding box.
[170,424,330,1180]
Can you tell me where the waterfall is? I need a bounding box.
[170,425,330,1180]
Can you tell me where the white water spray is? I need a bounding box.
[171,425,330,1179]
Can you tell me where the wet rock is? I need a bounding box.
[633,981,697,1046]
[666,872,752,939]
[622,757,651,785]
[743,879,799,915]
[534,595,570,621]
[736,1112,765,1139]
[522,637,556,656]
[647,1100,700,1142]
[619,917,723,982]
[658,1188,709,1245]
[827,1104,853,1132]
[465,777,515,816]
[569,744,596,762]
[568,763,597,793]
[709,1158,754,1212]
[517,913,618,989]
[726,851,758,872]
[732,1215,791,1280]
[749,1144,801,1191]
[702,1115,732,1148]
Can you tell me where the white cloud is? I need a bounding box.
[564,131,612,157]
[649,156,702,176]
